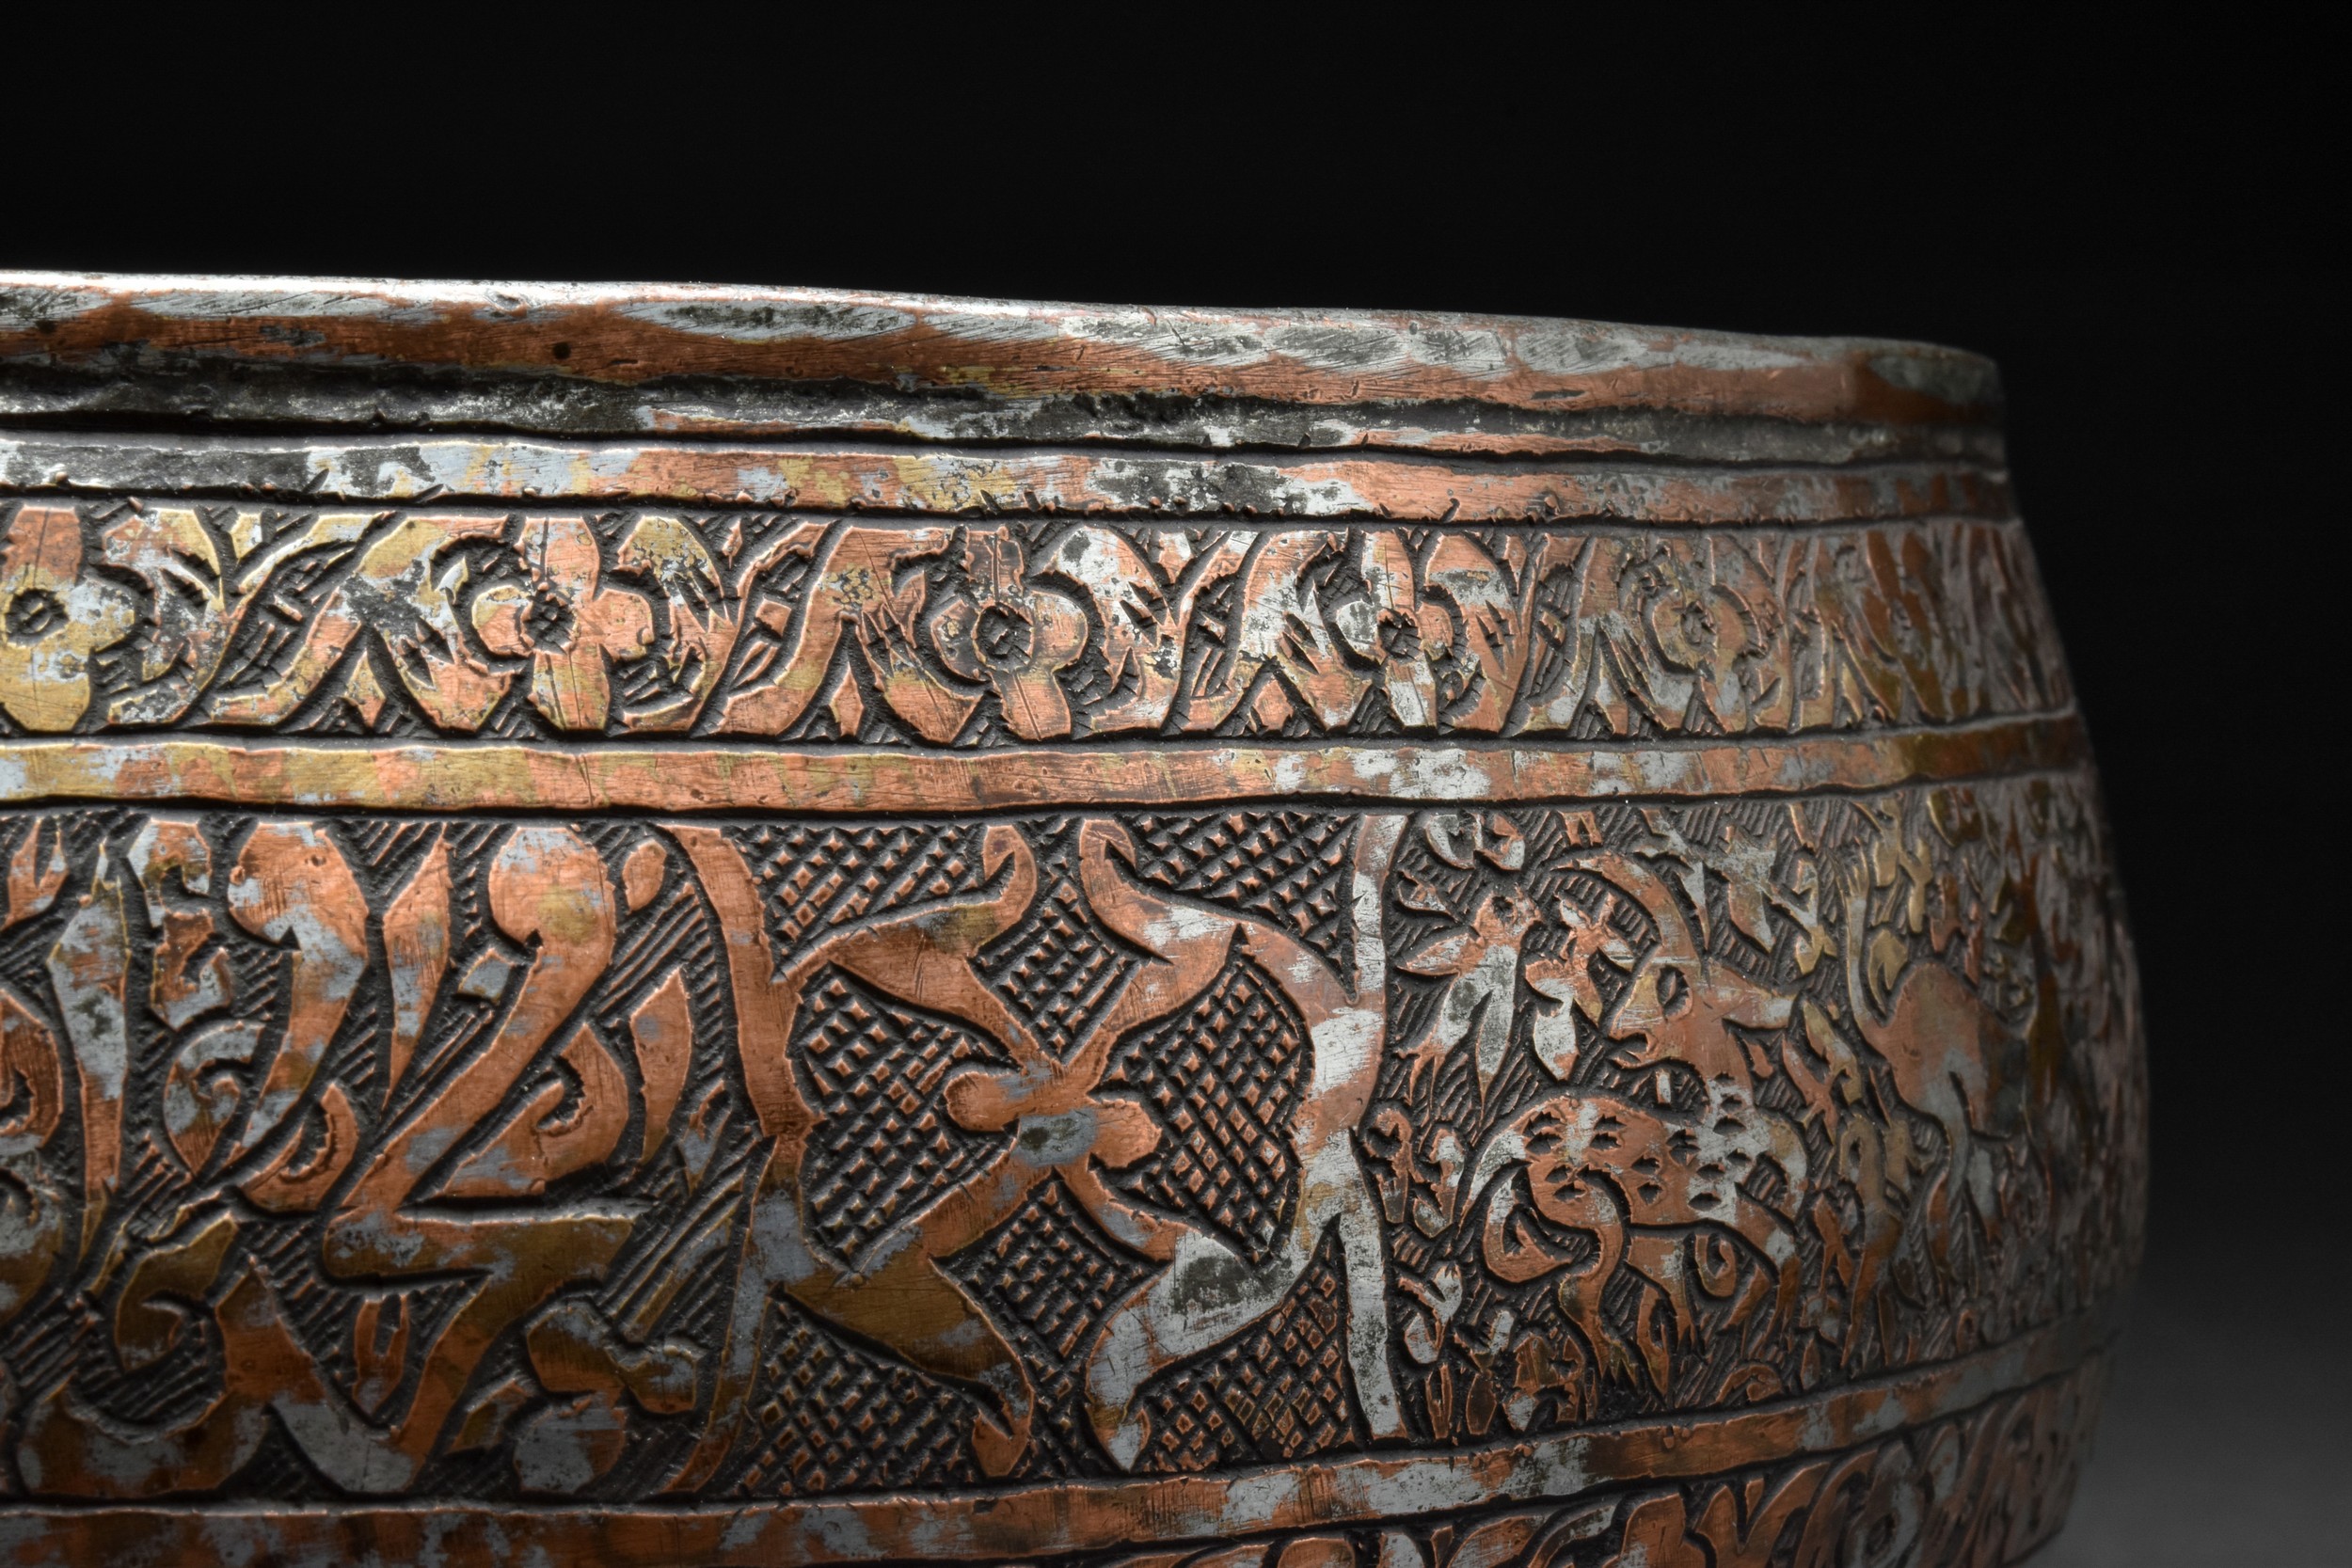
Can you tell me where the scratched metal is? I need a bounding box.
[0,275,2142,1568]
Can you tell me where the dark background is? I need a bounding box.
[14,35,2336,1562]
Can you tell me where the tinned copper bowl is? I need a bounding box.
[0,276,2142,1567]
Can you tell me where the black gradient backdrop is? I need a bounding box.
[14,39,2336,1564]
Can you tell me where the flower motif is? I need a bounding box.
[1635,546,1765,732]
[1522,888,1639,1081]
[930,530,1087,740]
[1333,530,1448,730]
[1394,811,1544,1100]
[471,516,654,731]
[0,506,135,732]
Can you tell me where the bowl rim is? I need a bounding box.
[0,271,2001,442]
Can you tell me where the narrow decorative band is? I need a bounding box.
[0,714,2085,815]
[0,1305,2119,1568]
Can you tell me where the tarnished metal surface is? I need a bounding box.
[0,432,2018,523]
[0,275,2000,451]
[0,276,2141,1567]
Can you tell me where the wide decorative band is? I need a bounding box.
[0,774,2140,1557]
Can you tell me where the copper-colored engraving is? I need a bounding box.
[0,277,2140,1567]
[0,503,2061,745]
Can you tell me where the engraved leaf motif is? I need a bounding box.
[0,981,72,1328]
[628,968,694,1166]
[201,511,497,730]
[1,817,68,931]
[97,505,234,725]
[615,514,738,732]
[96,506,383,726]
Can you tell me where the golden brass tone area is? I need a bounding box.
[0,276,2141,1567]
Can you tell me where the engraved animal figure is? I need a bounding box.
[1462,849,1810,1389]
[1781,999,1908,1368]
[1576,851,1811,1344]
[1840,886,2030,1263]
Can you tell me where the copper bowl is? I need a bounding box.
[0,275,2142,1567]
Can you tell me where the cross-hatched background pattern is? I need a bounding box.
[948,1178,1159,1477]
[980,819,1143,1059]
[1130,1228,1361,1473]
[1103,949,1309,1266]
[724,1294,986,1497]
[735,821,985,951]
[1127,812,1359,986]
[789,966,1009,1266]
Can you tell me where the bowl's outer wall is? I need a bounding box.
[0,277,2145,1568]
